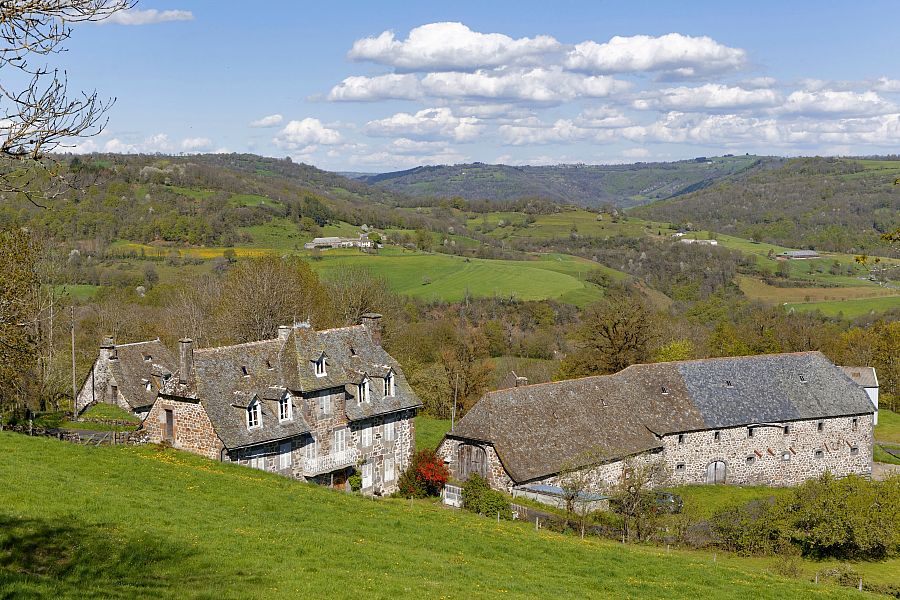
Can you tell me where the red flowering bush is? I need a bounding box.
[397,449,450,498]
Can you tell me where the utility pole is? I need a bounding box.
[70,306,76,419]
[450,372,460,432]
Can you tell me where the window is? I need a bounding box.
[746,455,756,465]
[145,381,152,392]
[250,453,265,470]
[321,394,331,415]
[384,371,395,397]
[385,457,395,482]
[798,374,807,383]
[661,386,669,395]
[241,365,249,377]
[677,433,685,445]
[713,430,721,442]
[164,409,174,441]
[850,446,859,456]
[817,421,824,432]
[781,451,791,461]
[143,354,152,362]
[110,385,118,401]
[279,396,292,422]
[266,360,274,371]
[384,418,396,442]
[747,427,754,438]
[358,377,370,404]
[361,425,372,447]
[314,354,326,377]
[675,463,685,472]
[814,449,824,459]
[851,417,859,431]
[279,442,292,470]
[305,435,317,460]
[247,400,261,429]
[783,425,790,435]
[334,428,347,453]
[724,380,734,388]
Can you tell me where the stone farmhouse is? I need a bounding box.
[438,352,875,495]
[303,234,372,250]
[142,314,421,495]
[75,337,175,419]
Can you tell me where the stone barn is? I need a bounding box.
[143,315,421,495]
[438,352,874,495]
[75,337,175,419]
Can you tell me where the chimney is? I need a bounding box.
[101,336,117,360]
[515,375,529,387]
[277,325,292,341]
[178,338,194,384]
[360,313,382,346]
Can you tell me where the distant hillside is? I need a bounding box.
[633,157,900,255]
[360,156,767,208]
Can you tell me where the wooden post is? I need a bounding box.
[70,306,77,419]
[450,373,459,432]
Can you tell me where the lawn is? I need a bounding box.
[414,415,451,451]
[786,296,900,318]
[310,249,607,306]
[666,485,793,519]
[875,409,900,444]
[0,433,868,599]
[80,403,141,423]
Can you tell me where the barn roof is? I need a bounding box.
[449,352,874,483]
[839,366,878,389]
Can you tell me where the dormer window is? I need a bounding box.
[358,377,370,404]
[661,386,669,395]
[247,400,261,429]
[384,371,395,397]
[724,380,734,388]
[241,366,249,377]
[266,360,274,371]
[314,354,327,377]
[279,396,292,422]
[798,374,807,384]
[143,354,152,362]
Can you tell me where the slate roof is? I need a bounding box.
[162,324,421,450]
[839,366,878,389]
[449,352,874,483]
[107,340,175,410]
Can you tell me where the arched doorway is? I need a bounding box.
[706,460,727,484]
[457,444,487,480]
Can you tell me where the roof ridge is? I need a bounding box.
[112,338,162,347]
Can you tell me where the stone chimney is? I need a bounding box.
[178,339,194,384]
[360,313,383,346]
[277,325,292,341]
[101,335,117,360]
[515,375,529,387]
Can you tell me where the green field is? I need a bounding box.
[876,409,900,444]
[786,295,900,318]
[470,209,676,241]
[0,433,872,599]
[414,415,451,451]
[310,249,608,306]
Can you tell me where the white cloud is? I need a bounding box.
[633,84,780,111]
[327,74,423,101]
[499,118,599,146]
[564,33,747,77]
[622,148,651,159]
[105,9,193,26]
[873,77,900,93]
[365,108,483,142]
[274,118,342,151]
[249,114,283,128]
[180,137,213,151]
[781,90,895,117]
[575,106,632,128]
[347,22,560,72]
[741,77,778,89]
[388,138,448,155]
[422,67,630,103]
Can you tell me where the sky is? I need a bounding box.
[58,0,900,172]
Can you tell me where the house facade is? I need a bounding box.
[303,234,372,250]
[75,337,175,419]
[142,314,421,495]
[438,352,874,495]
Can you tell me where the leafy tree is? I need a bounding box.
[0,229,41,410]
[652,339,694,362]
[414,229,433,252]
[558,287,654,377]
[323,265,393,327]
[397,449,449,498]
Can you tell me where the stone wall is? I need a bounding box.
[437,437,514,493]
[350,408,416,495]
[75,353,138,417]
[143,397,223,461]
[664,414,873,486]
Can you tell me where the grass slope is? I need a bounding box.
[0,433,867,599]
[876,409,900,444]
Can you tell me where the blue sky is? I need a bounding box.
[61,1,900,171]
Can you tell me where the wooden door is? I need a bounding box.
[706,461,727,484]
[458,445,487,480]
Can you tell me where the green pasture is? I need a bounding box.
[786,295,900,318]
[0,433,874,599]
[414,415,451,451]
[876,409,900,445]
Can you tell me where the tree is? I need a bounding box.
[414,229,433,252]
[323,265,393,327]
[439,326,494,415]
[606,457,669,542]
[212,255,330,343]
[558,287,654,378]
[1,0,133,204]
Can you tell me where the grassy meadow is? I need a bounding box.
[0,433,879,599]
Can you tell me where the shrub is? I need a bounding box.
[397,449,449,499]
[462,474,512,520]
[348,472,362,492]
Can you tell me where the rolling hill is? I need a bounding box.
[358,155,768,207]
